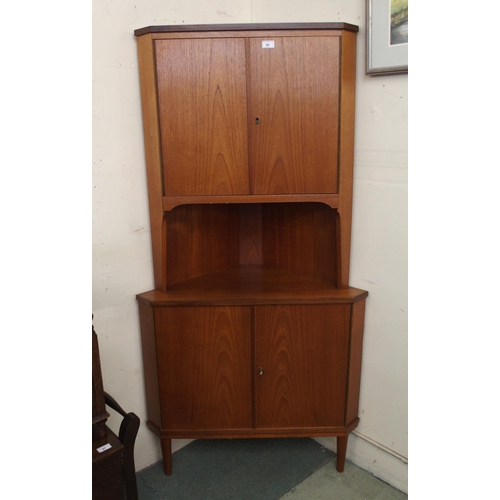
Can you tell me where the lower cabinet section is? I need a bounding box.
[137,288,367,475]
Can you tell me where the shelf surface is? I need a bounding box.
[137,266,367,306]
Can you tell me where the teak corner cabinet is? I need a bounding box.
[134,23,368,476]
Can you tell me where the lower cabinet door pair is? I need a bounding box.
[154,304,352,432]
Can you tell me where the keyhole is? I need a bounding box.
[255,117,260,125]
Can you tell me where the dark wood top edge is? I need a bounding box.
[134,22,359,36]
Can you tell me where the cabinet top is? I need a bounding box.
[134,22,359,37]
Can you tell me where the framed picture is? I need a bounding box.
[366,0,408,75]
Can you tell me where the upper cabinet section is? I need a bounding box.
[135,24,358,202]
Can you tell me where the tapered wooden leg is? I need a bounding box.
[336,435,348,472]
[161,438,172,475]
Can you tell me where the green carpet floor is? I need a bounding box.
[137,438,335,500]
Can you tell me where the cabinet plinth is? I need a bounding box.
[134,23,366,475]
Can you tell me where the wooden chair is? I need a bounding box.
[93,326,140,500]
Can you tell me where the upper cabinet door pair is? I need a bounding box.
[155,36,341,197]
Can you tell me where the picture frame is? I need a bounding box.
[366,0,408,75]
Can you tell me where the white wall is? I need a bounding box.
[92,0,408,492]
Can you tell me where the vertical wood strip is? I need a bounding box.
[345,297,366,424]
[137,301,162,428]
[136,35,166,290]
[337,30,357,287]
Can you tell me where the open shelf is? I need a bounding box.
[165,202,341,289]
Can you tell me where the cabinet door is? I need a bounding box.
[155,306,253,430]
[249,36,340,194]
[155,38,250,196]
[254,304,350,428]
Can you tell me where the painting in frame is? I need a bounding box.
[366,0,408,75]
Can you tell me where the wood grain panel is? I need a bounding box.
[137,301,162,428]
[337,30,358,287]
[136,34,167,290]
[155,38,249,196]
[249,37,340,194]
[155,306,253,430]
[345,298,366,424]
[261,203,337,285]
[238,204,263,266]
[166,205,240,287]
[254,304,350,428]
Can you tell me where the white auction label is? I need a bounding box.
[96,443,112,453]
[262,40,275,48]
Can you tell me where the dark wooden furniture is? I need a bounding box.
[92,328,140,500]
[134,23,367,476]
